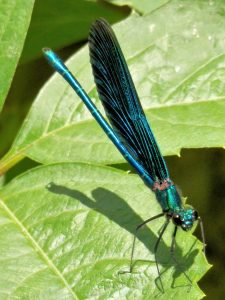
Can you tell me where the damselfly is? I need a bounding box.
[43,19,205,292]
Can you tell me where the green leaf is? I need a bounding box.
[0,0,127,157]
[0,0,35,112]
[20,0,127,64]
[1,1,225,172]
[106,0,171,14]
[0,163,210,299]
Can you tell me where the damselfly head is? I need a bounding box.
[172,208,199,231]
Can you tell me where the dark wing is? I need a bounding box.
[89,19,169,182]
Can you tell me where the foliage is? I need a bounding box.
[0,0,34,111]
[0,0,223,299]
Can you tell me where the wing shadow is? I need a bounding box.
[46,182,197,286]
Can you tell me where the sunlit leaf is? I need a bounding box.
[0,163,210,299]
[0,0,34,111]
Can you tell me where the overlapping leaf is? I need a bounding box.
[1,1,225,173]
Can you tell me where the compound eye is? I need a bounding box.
[193,210,199,220]
[172,214,182,226]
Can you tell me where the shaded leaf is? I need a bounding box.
[106,0,170,14]
[20,0,128,64]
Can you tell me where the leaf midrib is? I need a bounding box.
[0,198,79,299]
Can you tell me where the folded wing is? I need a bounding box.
[89,19,169,182]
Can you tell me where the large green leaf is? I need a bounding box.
[0,163,210,299]
[0,0,35,112]
[1,0,225,173]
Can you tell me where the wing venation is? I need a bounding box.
[89,19,169,181]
